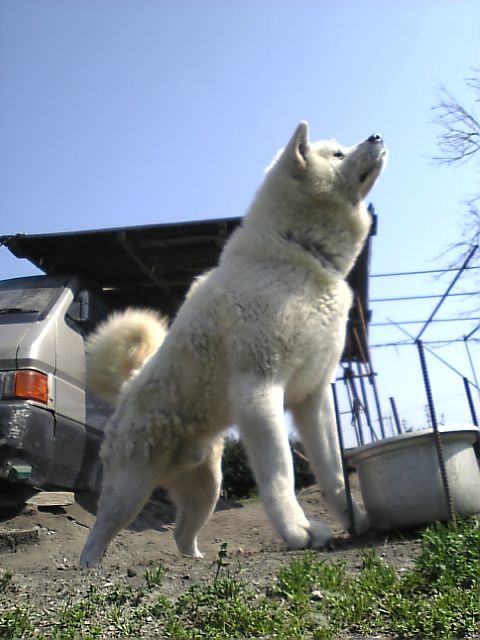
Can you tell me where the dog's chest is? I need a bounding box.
[283,283,351,404]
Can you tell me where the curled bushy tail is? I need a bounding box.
[85,308,168,404]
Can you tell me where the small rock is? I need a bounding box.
[311,589,324,601]
[23,505,37,515]
[127,567,137,578]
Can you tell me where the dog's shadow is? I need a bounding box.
[75,488,243,533]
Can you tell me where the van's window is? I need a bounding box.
[0,276,64,323]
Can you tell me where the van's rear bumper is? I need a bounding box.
[0,402,103,492]
[0,402,54,486]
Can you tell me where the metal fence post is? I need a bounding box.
[389,396,403,435]
[416,339,455,522]
[463,376,479,427]
[331,382,356,536]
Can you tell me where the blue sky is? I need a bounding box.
[1,1,479,442]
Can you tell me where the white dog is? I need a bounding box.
[80,122,387,567]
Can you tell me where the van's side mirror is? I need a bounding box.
[78,290,89,322]
[67,291,90,325]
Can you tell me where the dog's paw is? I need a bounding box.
[181,549,204,559]
[79,539,104,569]
[175,537,204,559]
[79,549,100,569]
[351,506,370,535]
[306,520,334,549]
[283,520,333,550]
[178,541,204,559]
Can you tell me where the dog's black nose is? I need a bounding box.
[368,134,383,143]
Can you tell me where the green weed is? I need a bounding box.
[144,564,166,589]
[0,606,34,639]
[0,570,13,592]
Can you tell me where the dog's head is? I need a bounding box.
[270,121,387,206]
[251,122,388,275]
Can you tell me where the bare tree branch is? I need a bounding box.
[431,73,480,166]
[431,72,480,308]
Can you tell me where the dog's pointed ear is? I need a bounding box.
[283,121,309,176]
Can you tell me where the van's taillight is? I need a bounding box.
[0,370,49,405]
[14,371,49,404]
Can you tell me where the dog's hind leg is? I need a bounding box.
[231,375,333,550]
[168,436,223,558]
[80,459,156,568]
[291,388,370,535]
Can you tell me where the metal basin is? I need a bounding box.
[347,427,480,531]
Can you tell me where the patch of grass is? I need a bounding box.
[1,518,479,638]
[0,570,13,592]
[405,518,480,592]
[169,574,311,639]
[276,518,480,639]
[49,595,101,639]
[144,564,166,589]
[389,518,480,638]
[0,606,33,639]
[163,540,313,639]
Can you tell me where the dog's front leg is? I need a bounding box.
[231,374,333,550]
[291,388,370,535]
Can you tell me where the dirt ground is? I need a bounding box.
[0,479,423,616]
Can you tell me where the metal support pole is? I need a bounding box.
[354,308,386,439]
[464,336,480,406]
[464,377,480,457]
[346,368,366,445]
[331,382,356,536]
[343,375,361,446]
[369,372,386,439]
[463,377,478,426]
[389,396,403,435]
[356,362,377,441]
[416,339,455,522]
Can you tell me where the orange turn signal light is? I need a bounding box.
[14,370,49,404]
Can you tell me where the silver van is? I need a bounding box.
[0,274,109,492]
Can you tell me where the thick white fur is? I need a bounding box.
[80,122,387,567]
[85,308,169,404]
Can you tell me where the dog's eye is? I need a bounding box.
[333,150,345,159]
